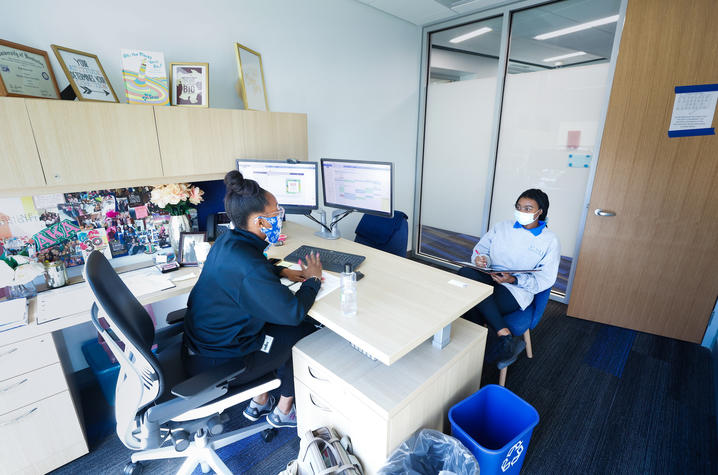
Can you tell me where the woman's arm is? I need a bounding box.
[471,225,496,264]
[514,236,561,293]
[238,264,320,326]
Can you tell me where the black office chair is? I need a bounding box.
[83,250,280,475]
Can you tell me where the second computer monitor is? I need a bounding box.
[320,158,393,217]
[236,159,318,214]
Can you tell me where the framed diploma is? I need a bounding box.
[234,43,268,111]
[0,39,61,99]
[51,44,118,102]
[169,62,209,107]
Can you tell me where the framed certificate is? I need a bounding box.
[51,44,118,102]
[169,62,209,107]
[0,39,61,99]
[235,43,268,111]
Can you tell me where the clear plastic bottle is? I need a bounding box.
[340,263,357,317]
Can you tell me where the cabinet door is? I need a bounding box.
[154,106,308,177]
[25,100,163,186]
[0,98,46,190]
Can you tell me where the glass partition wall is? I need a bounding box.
[415,0,624,299]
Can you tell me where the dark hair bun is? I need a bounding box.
[224,170,245,193]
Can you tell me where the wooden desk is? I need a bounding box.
[0,265,199,474]
[268,222,492,365]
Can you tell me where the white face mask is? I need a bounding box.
[514,209,538,226]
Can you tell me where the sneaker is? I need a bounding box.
[243,395,275,422]
[267,404,297,428]
[486,335,513,362]
[497,338,527,369]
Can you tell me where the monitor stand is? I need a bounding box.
[311,209,351,240]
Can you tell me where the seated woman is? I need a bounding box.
[181,170,323,428]
[459,189,560,362]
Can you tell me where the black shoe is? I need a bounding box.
[497,338,527,369]
[487,335,513,362]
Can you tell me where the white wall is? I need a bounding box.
[489,63,611,258]
[0,0,420,370]
[421,76,497,237]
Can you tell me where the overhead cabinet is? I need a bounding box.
[153,106,308,176]
[0,98,46,190]
[24,100,164,186]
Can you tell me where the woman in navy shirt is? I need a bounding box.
[182,170,323,428]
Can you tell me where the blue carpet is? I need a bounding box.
[584,325,637,377]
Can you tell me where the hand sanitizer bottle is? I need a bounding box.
[340,263,357,317]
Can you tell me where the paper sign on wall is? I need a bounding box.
[668,84,718,137]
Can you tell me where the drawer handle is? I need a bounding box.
[307,366,329,382]
[0,378,28,393]
[0,347,18,358]
[309,394,332,412]
[0,407,38,427]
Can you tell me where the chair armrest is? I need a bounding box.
[166,308,187,324]
[153,322,184,348]
[171,358,246,398]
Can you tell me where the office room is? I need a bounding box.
[0,0,715,473]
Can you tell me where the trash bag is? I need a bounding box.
[378,429,479,475]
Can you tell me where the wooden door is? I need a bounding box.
[0,98,46,191]
[25,100,164,187]
[568,0,718,343]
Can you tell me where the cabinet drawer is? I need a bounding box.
[295,379,388,474]
[0,363,68,415]
[0,391,87,474]
[0,335,59,381]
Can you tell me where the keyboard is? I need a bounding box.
[283,245,366,273]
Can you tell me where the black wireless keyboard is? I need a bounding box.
[283,245,365,273]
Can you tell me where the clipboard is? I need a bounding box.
[456,261,541,274]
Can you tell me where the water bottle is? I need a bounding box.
[340,263,357,317]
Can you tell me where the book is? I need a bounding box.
[457,261,541,274]
[120,49,169,105]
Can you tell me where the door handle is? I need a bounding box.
[594,209,616,217]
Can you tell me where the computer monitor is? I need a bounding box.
[235,159,318,214]
[320,158,394,217]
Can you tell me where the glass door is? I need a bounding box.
[417,15,504,263]
[488,0,621,296]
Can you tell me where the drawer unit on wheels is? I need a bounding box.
[0,334,88,474]
[293,318,487,475]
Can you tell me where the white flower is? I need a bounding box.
[13,255,30,265]
[0,260,14,287]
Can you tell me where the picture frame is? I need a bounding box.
[169,62,209,107]
[178,231,206,266]
[0,39,61,99]
[234,42,268,111]
[51,44,118,102]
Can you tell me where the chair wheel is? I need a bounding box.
[261,428,276,442]
[123,462,143,475]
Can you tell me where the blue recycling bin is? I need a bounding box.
[449,384,539,474]
[81,339,120,406]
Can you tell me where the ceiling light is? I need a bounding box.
[543,51,587,62]
[534,15,619,40]
[449,27,492,43]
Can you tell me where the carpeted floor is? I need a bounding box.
[419,225,571,294]
[53,301,716,474]
[480,301,717,474]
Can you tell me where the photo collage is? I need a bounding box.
[0,186,192,268]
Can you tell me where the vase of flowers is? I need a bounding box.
[150,183,204,256]
[0,254,44,300]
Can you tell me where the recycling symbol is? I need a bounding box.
[501,440,524,472]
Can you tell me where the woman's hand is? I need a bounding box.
[280,268,305,282]
[474,254,489,268]
[298,252,323,280]
[491,272,517,284]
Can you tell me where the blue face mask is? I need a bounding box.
[256,207,284,244]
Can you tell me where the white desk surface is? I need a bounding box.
[1,222,493,363]
[268,222,492,365]
[0,265,199,347]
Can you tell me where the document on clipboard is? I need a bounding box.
[457,261,541,274]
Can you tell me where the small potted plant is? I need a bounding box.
[150,183,204,255]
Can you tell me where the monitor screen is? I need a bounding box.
[235,160,318,212]
[320,159,393,217]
